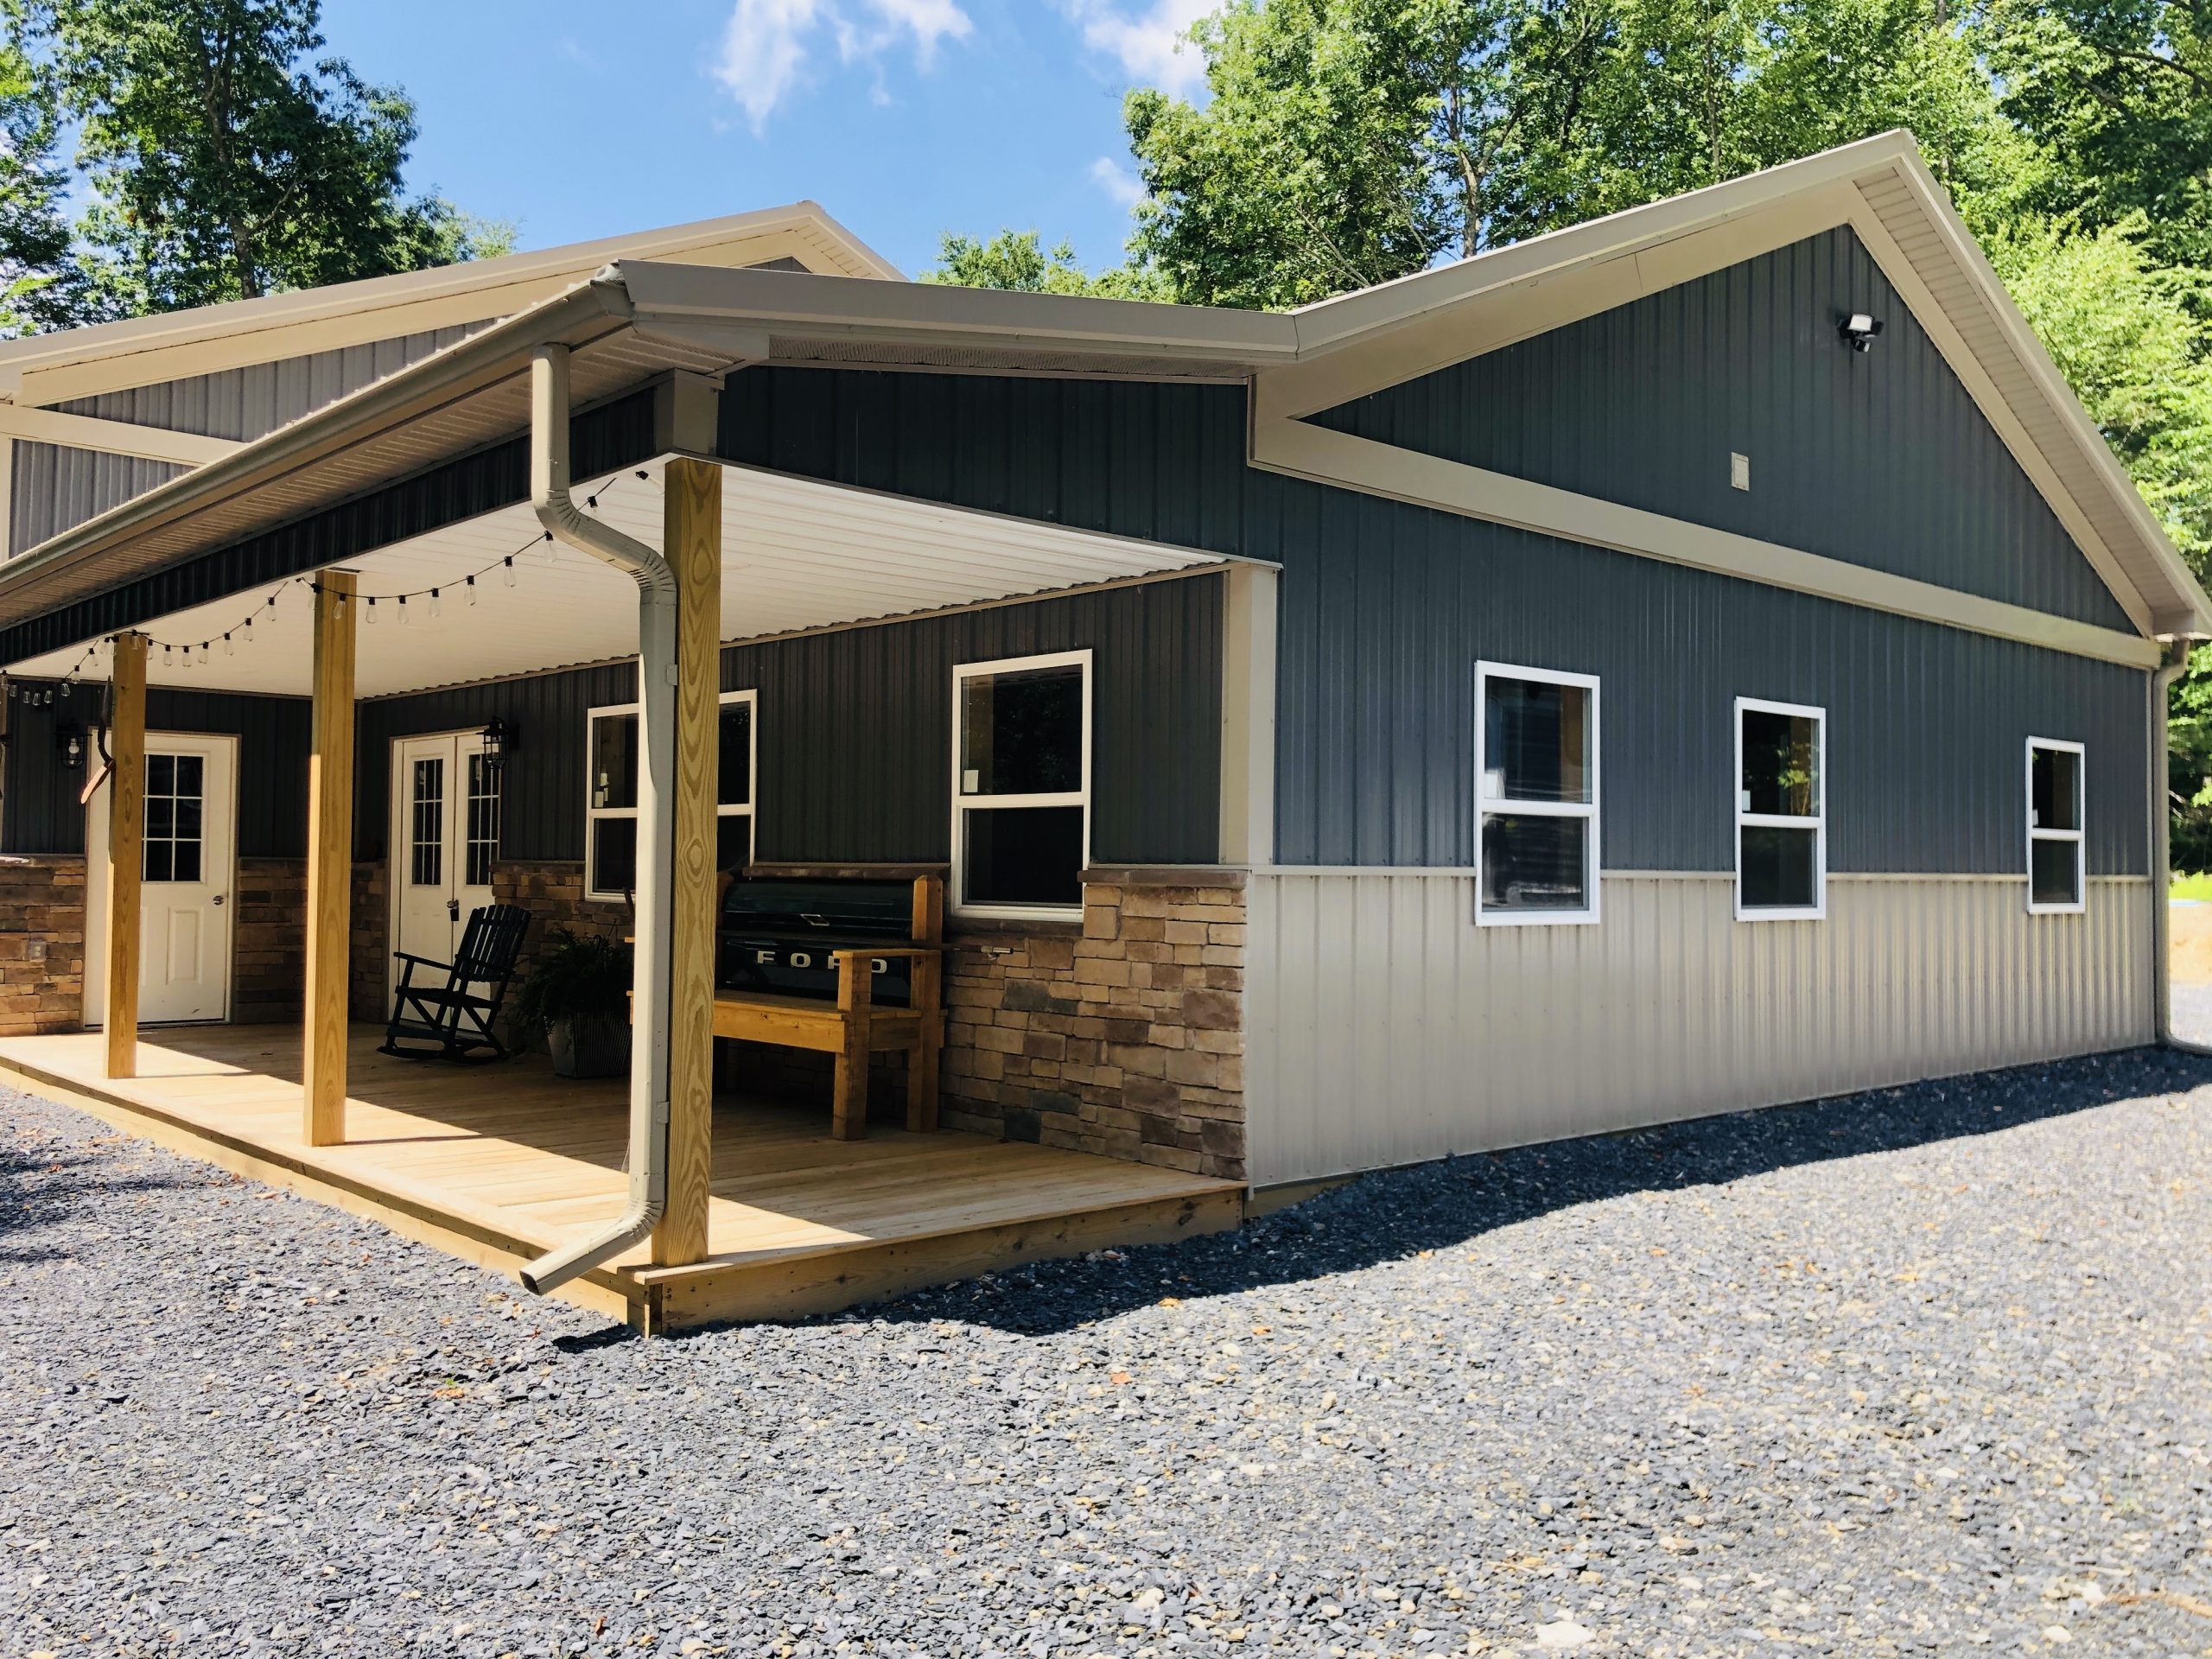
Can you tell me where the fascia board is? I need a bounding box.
[615,261,1301,365]
[0,207,896,408]
[0,281,626,611]
[1254,413,2162,671]
[1284,130,1922,355]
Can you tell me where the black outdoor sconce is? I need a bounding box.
[480,716,517,776]
[1839,312,1885,353]
[56,720,86,772]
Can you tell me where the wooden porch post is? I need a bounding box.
[652,457,721,1267]
[303,570,357,1147]
[102,631,148,1080]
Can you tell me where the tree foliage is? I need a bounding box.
[920,228,1165,298]
[0,0,507,329]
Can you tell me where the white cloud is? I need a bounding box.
[1089,156,1145,209]
[1060,0,1215,97]
[714,0,972,131]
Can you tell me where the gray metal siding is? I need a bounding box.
[1265,479,2150,874]
[11,442,187,553]
[728,575,1222,864]
[56,324,491,442]
[1247,872,2153,1185]
[719,368,1255,557]
[0,682,310,857]
[1311,226,2136,632]
[718,365,2149,878]
[354,575,1224,867]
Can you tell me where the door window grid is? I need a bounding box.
[410,756,444,889]
[142,752,204,885]
[587,690,757,902]
[466,753,500,890]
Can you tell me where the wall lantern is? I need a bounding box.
[56,721,86,772]
[1839,313,1885,353]
[480,716,517,776]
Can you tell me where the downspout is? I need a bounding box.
[2152,639,2208,1054]
[518,340,679,1295]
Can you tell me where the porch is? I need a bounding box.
[0,1021,1243,1332]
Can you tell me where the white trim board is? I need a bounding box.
[1250,416,2161,671]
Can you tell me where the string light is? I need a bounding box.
[23,467,640,697]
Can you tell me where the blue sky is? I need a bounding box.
[316,0,1213,279]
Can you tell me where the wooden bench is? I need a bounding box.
[704,872,944,1141]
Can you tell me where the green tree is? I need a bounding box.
[1975,0,2212,267]
[920,228,1166,300]
[0,33,82,334]
[16,0,511,314]
[1119,0,2020,308]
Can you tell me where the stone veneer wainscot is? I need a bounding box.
[941,868,1248,1183]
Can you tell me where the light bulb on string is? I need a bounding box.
[465,575,477,607]
[365,597,378,626]
[428,588,441,620]
[224,633,234,657]
[537,530,558,567]
[502,556,516,588]
[397,594,410,626]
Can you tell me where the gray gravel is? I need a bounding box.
[6,1050,2212,1659]
[2169,980,2212,1047]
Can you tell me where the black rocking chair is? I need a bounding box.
[378,904,531,1064]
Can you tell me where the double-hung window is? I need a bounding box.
[2026,737,2085,914]
[1475,662,1600,925]
[585,689,757,902]
[951,650,1090,918]
[1735,696,1825,920]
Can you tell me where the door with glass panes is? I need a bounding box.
[387,731,499,1009]
[85,732,238,1026]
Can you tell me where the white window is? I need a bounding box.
[951,649,1090,918]
[2026,737,2085,914]
[1735,696,1826,920]
[585,689,757,902]
[1475,661,1600,925]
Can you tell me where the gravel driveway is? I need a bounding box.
[6,1050,2211,1659]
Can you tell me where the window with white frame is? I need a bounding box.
[2026,737,2085,913]
[1475,661,1600,924]
[1735,696,1826,919]
[585,690,757,902]
[951,650,1090,917]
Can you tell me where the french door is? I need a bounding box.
[85,732,238,1027]
[387,731,498,1010]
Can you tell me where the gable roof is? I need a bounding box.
[0,131,2201,661]
[1255,129,2210,640]
[0,201,904,409]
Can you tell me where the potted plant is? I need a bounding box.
[515,927,633,1079]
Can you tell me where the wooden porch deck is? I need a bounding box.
[0,1024,1243,1332]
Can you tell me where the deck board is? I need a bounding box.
[0,1023,1243,1331]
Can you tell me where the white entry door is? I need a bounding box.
[387,731,498,1009]
[86,732,238,1027]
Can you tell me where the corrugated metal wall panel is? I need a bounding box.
[12,442,188,552]
[1311,226,2135,632]
[1262,478,2152,874]
[0,680,310,857]
[349,575,1224,866]
[57,324,492,442]
[719,368,1255,557]
[1244,871,2154,1185]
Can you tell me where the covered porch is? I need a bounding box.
[0,273,1281,1328]
[0,1022,1241,1332]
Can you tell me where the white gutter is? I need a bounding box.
[517,341,678,1295]
[2152,640,2209,1054]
